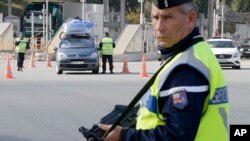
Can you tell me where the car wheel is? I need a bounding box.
[56,65,63,74]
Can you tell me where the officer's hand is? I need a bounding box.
[98,123,123,141]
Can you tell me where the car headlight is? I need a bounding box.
[239,48,244,52]
[57,52,67,61]
[89,52,98,58]
[233,52,240,58]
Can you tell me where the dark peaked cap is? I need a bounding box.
[153,0,193,9]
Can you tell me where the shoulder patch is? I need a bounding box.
[172,90,188,110]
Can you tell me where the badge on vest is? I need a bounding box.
[172,90,188,110]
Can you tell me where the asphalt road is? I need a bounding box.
[0,58,250,141]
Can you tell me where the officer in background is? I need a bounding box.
[15,33,30,71]
[99,0,229,141]
[99,32,115,74]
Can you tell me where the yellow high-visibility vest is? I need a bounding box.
[136,40,229,141]
[101,37,114,55]
[16,38,28,53]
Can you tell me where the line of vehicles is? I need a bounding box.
[207,38,241,69]
[157,37,250,70]
[207,37,250,70]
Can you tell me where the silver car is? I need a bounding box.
[207,38,241,69]
[56,34,99,74]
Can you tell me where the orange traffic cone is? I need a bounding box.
[122,55,130,73]
[45,53,52,67]
[29,52,36,68]
[140,56,148,77]
[4,55,14,79]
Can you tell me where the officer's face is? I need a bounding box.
[151,4,196,48]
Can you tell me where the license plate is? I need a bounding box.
[248,49,250,51]
[218,59,228,62]
[71,61,84,64]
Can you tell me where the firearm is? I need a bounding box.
[79,104,139,141]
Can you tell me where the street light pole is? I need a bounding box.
[81,0,86,21]
[138,0,145,53]
[45,0,49,51]
[31,12,34,50]
[221,4,224,38]
[42,4,45,47]
[208,0,214,39]
[139,0,144,25]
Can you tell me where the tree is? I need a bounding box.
[0,0,30,17]
[222,0,250,12]
[231,0,250,12]
[125,0,210,23]
[126,11,139,24]
[194,0,208,16]
[224,0,232,6]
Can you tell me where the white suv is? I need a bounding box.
[207,38,241,69]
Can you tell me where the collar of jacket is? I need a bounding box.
[159,27,200,60]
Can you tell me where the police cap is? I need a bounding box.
[153,0,193,9]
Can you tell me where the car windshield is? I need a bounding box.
[60,34,94,48]
[242,39,250,46]
[207,41,236,48]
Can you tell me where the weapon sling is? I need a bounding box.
[102,37,204,140]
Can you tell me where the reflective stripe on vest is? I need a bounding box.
[136,41,229,141]
[101,37,113,55]
[16,38,28,53]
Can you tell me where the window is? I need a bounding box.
[242,39,250,46]
[207,41,236,48]
[60,34,94,48]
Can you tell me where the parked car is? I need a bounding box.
[207,38,241,69]
[239,38,250,58]
[56,33,99,74]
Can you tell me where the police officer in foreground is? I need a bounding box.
[99,32,115,74]
[99,0,229,141]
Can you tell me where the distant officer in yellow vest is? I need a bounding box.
[99,0,229,141]
[15,33,30,71]
[99,32,115,74]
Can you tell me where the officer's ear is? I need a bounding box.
[187,10,197,29]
